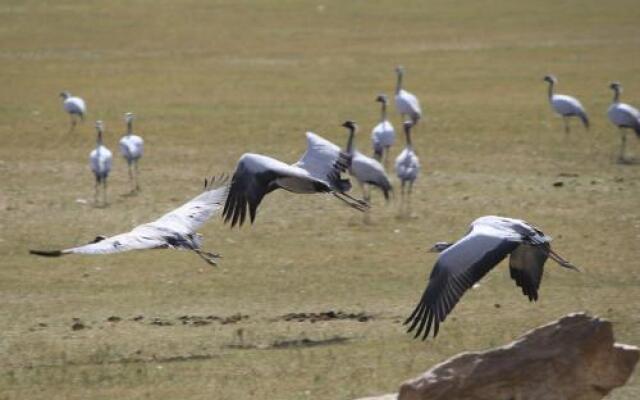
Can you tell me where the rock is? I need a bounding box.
[398,313,638,400]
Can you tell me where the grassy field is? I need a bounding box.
[1,0,639,399]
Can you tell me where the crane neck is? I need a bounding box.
[380,101,387,122]
[395,71,403,95]
[126,121,133,135]
[96,130,103,146]
[345,126,356,154]
[404,127,413,148]
[546,81,554,100]
[612,87,620,103]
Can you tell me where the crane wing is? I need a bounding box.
[64,97,86,115]
[404,231,519,340]
[294,132,352,192]
[30,177,229,257]
[29,228,168,257]
[508,243,549,301]
[396,90,422,123]
[294,132,348,178]
[151,175,229,235]
[223,153,310,227]
[351,152,392,200]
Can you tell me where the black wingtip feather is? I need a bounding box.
[422,312,434,340]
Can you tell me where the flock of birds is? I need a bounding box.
[32,66,640,339]
[60,90,145,207]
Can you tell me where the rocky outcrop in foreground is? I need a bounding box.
[359,313,639,400]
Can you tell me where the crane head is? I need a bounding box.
[124,112,136,123]
[59,91,71,99]
[341,120,357,131]
[429,242,453,253]
[375,94,388,104]
[402,120,414,132]
[395,65,404,75]
[609,81,622,92]
[543,75,557,84]
[95,120,104,132]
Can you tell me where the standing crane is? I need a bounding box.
[395,66,422,125]
[371,94,395,168]
[59,91,86,133]
[30,176,230,266]
[607,82,640,163]
[119,112,144,192]
[395,121,420,215]
[404,215,580,340]
[542,75,589,134]
[342,120,392,223]
[90,121,112,207]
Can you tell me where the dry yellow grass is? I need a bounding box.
[0,1,639,399]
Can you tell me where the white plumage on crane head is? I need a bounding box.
[124,112,136,123]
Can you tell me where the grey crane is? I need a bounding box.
[223,131,366,227]
[30,176,230,266]
[543,75,589,134]
[607,82,640,163]
[404,215,579,340]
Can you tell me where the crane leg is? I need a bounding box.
[361,183,371,224]
[618,129,628,164]
[69,115,77,133]
[563,117,570,135]
[407,180,414,216]
[134,161,141,191]
[193,248,220,267]
[127,162,134,191]
[399,180,406,217]
[103,179,108,206]
[383,146,390,170]
[94,177,99,205]
[332,192,369,212]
